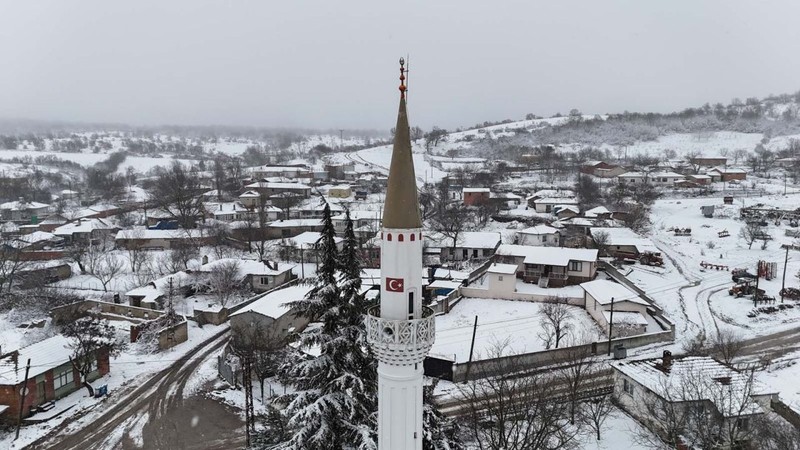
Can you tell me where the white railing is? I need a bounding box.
[365,306,436,366]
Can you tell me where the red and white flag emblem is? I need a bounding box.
[386,277,404,292]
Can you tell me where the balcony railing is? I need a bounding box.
[365,306,435,366]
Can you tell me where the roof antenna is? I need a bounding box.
[405,54,410,104]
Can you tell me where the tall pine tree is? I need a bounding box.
[273,203,377,450]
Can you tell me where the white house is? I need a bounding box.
[617,171,685,186]
[531,197,579,214]
[580,279,650,337]
[427,231,502,263]
[612,353,777,447]
[0,199,50,223]
[198,258,295,293]
[516,225,560,246]
[494,244,598,287]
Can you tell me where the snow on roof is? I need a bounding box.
[518,225,559,235]
[530,189,574,199]
[617,171,645,178]
[580,279,647,305]
[199,258,294,277]
[554,205,580,214]
[689,174,712,179]
[601,310,648,326]
[245,181,311,190]
[463,187,490,193]
[428,280,462,290]
[239,190,261,198]
[0,200,49,211]
[53,218,116,236]
[0,335,73,384]
[584,206,610,218]
[432,268,471,281]
[267,219,324,228]
[487,263,518,275]
[8,231,58,248]
[427,231,501,249]
[496,244,597,266]
[231,284,313,320]
[331,211,381,221]
[710,167,747,174]
[535,197,578,205]
[590,227,659,253]
[116,229,204,240]
[285,231,343,248]
[612,356,772,418]
[649,171,685,178]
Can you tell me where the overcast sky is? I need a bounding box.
[1,0,799,131]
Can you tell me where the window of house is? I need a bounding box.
[623,378,634,396]
[498,276,504,281]
[260,276,271,285]
[736,417,750,431]
[462,249,468,259]
[54,368,73,390]
[88,358,98,374]
[569,261,583,272]
[281,229,292,237]
[472,249,478,258]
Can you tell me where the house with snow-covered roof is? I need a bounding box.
[612,352,777,446]
[53,218,119,246]
[197,258,295,293]
[0,199,50,224]
[515,225,560,247]
[280,231,343,263]
[228,283,313,348]
[589,226,660,259]
[426,231,502,263]
[580,161,627,178]
[530,197,579,214]
[580,279,650,337]
[493,244,597,287]
[0,334,110,422]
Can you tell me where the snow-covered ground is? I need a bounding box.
[0,148,195,174]
[430,298,602,362]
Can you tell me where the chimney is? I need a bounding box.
[662,350,673,368]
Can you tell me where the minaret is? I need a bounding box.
[365,58,435,450]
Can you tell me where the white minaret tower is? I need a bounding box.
[365,58,435,450]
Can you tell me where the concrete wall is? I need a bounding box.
[460,285,584,305]
[51,300,163,325]
[518,233,559,247]
[157,320,188,350]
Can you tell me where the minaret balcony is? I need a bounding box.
[365,306,435,366]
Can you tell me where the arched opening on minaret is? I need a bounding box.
[387,233,392,241]
[410,234,415,241]
[398,234,404,242]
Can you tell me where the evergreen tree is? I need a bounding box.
[423,380,462,450]
[273,203,377,450]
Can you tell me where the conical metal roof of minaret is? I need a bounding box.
[383,59,422,229]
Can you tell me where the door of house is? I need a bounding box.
[36,380,46,404]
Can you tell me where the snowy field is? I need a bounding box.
[0,149,195,174]
[430,298,602,362]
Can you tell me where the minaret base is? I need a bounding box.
[377,362,424,450]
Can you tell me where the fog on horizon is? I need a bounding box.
[1,0,799,131]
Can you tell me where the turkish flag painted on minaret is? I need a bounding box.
[386,277,404,292]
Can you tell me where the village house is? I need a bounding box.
[493,244,598,287]
[0,199,50,224]
[489,192,523,210]
[279,231,344,263]
[612,352,777,447]
[53,218,119,246]
[689,156,727,167]
[462,187,491,206]
[293,202,345,220]
[243,181,312,199]
[16,261,72,288]
[69,204,121,221]
[515,224,561,247]
[0,335,110,422]
[426,231,502,263]
[209,202,260,222]
[687,174,712,185]
[580,279,650,337]
[590,226,660,259]
[229,284,313,345]
[617,171,685,186]
[115,228,209,250]
[325,163,356,181]
[237,190,262,208]
[265,218,324,239]
[708,167,747,182]
[531,197,579,214]
[198,258,295,293]
[251,164,311,180]
[327,185,352,198]
[5,231,63,251]
[580,161,627,178]
[331,210,381,234]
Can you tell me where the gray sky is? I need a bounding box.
[1,0,799,130]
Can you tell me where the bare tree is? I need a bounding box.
[591,231,610,257]
[458,343,580,450]
[148,162,205,229]
[579,393,614,441]
[538,297,573,349]
[0,238,30,294]
[230,320,288,402]
[89,252,125,292]
[574,174,602,209]
[431,203,474,256]
[62,312,121,396]
[738,221,763,249]
[125,229,147,273]
[559,339,602,425]
[207,260,243,307]
[710,329,744,365]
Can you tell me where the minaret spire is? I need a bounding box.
[383,57,422,229]
[365,59,435,450]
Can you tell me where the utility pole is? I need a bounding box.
[781,247,789,303]
[754,260,761,308]
[607,297,615,356]
[463,316,478,382]
[15,358,31,440]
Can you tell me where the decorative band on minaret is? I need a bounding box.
[365,58,434,450]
